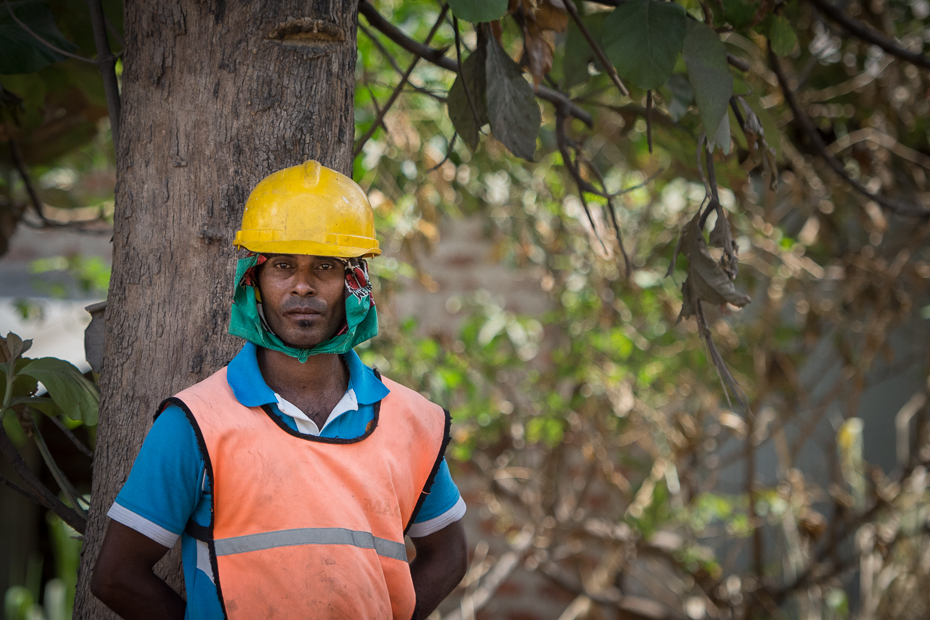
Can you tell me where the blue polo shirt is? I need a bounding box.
[108,343,465,620]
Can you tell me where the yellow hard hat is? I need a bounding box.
[234,160,381,258]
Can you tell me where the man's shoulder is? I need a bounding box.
[378,375,445,412]
[170,367,234,401]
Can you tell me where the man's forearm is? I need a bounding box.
[411,554,465,617]
[410,520,468,617]
[92,569,185,620]
[91,521,185,619]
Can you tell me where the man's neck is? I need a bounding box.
[255,347,349,428]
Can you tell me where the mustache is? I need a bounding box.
[279,299,328,313]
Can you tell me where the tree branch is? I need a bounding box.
[0,423,87,533]
[358,0,593,127]
[807,0,930,70]
[9,140,49,226]
[86,0,121,149]
[359,22,405,76]
[46,412,94,459]
[0,472,33,501]
[354,6,448,158]
[769,47,930,218]
[562,0,629,97]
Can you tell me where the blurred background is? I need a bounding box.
[2,0,930,619]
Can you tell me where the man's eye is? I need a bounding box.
[275,262,292,269]
[318,263,335,270]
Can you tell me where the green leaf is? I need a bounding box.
[711,107,731,155]
[2,358,39,407]
[485,36,541,161]
[0,1,79,75]
[683,20,733,141]
[23,396,64,418]
[446,0,507,24]
[1,331,32,363]
[448,45,489,151]
[722,0,757,29]
[561,12,608,90]
[19,357,98,425]
[664,73,693,122]
[603,0,687,90]
[769,14,797,57]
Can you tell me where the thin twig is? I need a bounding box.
[4,0,94,63]
[577,157,638,276]
[727,53,751,72]
[9,140,49,226]
[359,23,405,76]
[0,424,86,533]
[46,414,94,459]
[562,0,629,97]
[0,473,33,501]
[555,111,608,253]
[646,90,653,154]
[808,0,930,70]
[86,0,121,148]
[30,417,87,518]
[358,0,593,127]
[769,46,930,218]
[427,132,458,173]
[353,5,448,158]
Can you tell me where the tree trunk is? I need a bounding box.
[73,1,358,616]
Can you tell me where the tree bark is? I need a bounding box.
[73,1,358,616]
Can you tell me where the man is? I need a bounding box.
[92,161,468,619]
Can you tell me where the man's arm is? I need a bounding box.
[410,519,468,617]
[90,520,186,620]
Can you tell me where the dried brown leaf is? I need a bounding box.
[521,22,555,87]
[535,1,568,32]
[675,213,751,322]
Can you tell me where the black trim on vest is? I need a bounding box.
[257,399,381,444]
[158,396,230,620]
[184,520,212,542]
[410,599,419,620]
[404,407,453,535]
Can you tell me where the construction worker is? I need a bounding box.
[91,161,468,619]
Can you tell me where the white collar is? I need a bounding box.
[274,388,359,437]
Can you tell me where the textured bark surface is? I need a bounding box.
[73,1,358,616]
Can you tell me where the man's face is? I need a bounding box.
[256,254,346,349]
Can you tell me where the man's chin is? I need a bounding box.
[275,327,340,350]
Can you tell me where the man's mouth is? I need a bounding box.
[284,308,323,321]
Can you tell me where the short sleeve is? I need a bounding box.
[109,405,205,547]
[407,458,465,538]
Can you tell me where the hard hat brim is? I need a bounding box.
[234,237,381,258]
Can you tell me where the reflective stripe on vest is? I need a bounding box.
[214,526,408,561]
[169,367,449,620]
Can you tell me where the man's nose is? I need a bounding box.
[290,270,316,295]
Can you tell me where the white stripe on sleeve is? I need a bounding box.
[406,497,466,538]
[107,503,180,548]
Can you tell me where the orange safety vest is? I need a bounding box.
[162,367,450,620]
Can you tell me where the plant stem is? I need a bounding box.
[29,413,87,517]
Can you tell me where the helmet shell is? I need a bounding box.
[234,160,381,258]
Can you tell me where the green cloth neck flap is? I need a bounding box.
[228,254,378,362]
